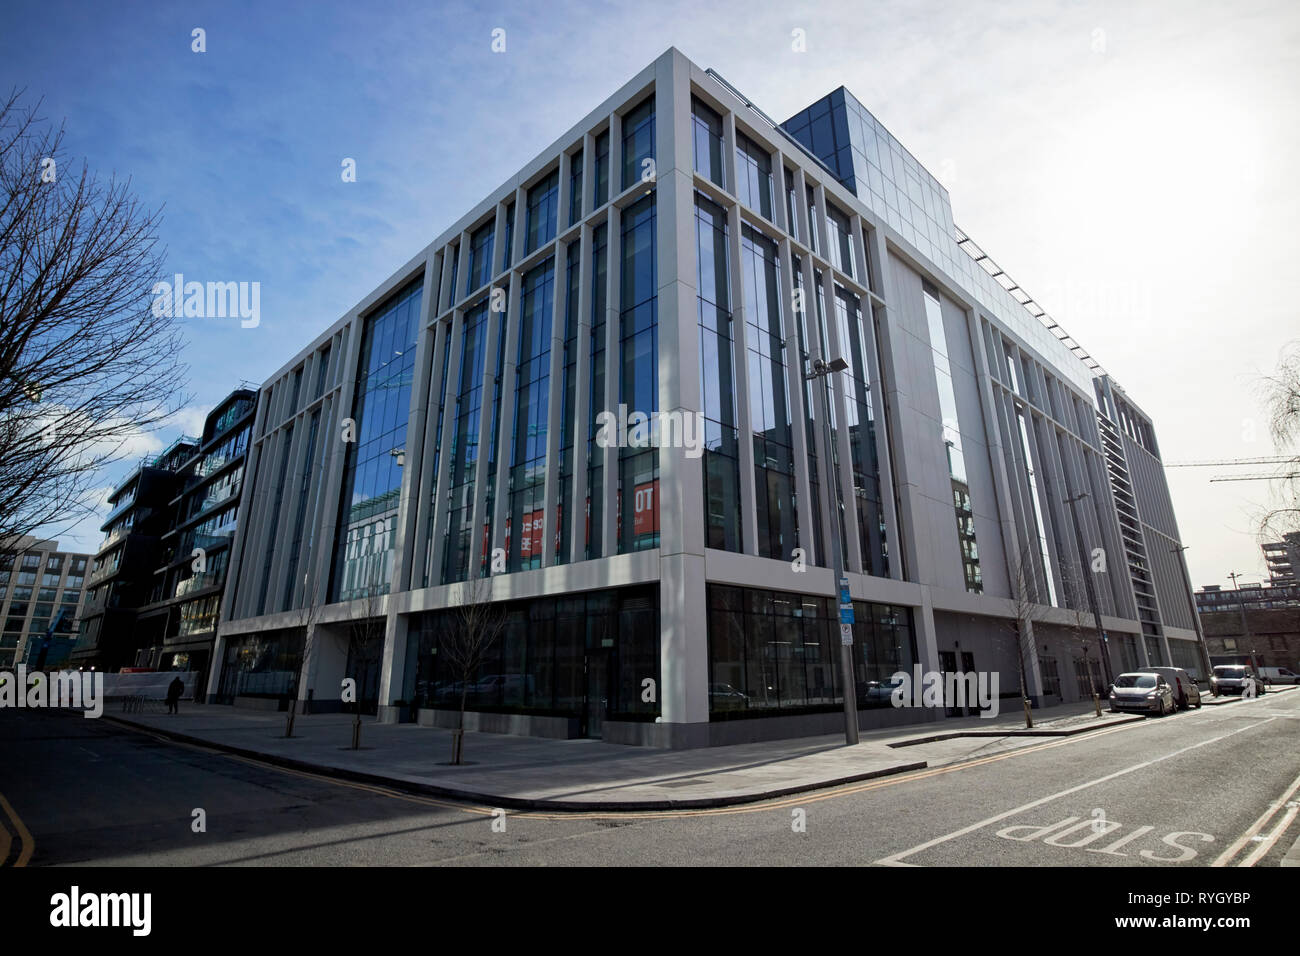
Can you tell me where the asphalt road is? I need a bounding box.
[2,689,1298,866]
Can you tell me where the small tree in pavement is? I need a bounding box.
[439,573,505,765]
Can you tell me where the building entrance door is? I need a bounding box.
[583,650,610,739]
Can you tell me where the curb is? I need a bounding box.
[888,713,1144,748]
[1282,831,1300,868]
[103,714,928,812]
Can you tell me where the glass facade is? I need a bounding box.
[593,130,610,208]
[466,220,495,295]
[692,96,725,188]
[740,225,797,559]
[525,171,558,255]
[586,223,608,559]
[792,260,825,564]
[696,195,741,552]
[922,281,981,593]
[621,96,655,191]
[403,585,660,726]
[707,584,916,716]
[735,132,773,220]
[506,259,555,571]
[617,193,658,552]
[568,148,584,227]
[556,240,580,565]
[833,288,888,576]
[440,302,490,584]
[1017,408,1058,606]
[330,279,421,602]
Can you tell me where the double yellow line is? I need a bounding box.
[0,791,34,866]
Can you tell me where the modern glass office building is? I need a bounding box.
[210,49,1207,745]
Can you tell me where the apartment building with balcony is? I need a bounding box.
[0,536,90,669]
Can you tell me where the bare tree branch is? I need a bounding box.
[0,89,188,544]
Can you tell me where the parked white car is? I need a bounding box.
[1210,665,1266,697]
[1259,666,1300,686]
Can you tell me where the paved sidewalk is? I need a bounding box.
[101,694,1158,810]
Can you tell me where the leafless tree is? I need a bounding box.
[0,90,188,544]
[440,574,506,765]
[1061,561,1105,706]
[284,571,323,739]
[343,563,387,750]
[1005,541,1047,728]
[1256,340,1300,538]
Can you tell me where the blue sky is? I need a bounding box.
[4,0,1298,587]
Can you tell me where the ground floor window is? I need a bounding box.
[1117,634,1140,672]
[215,629,303,704]
[706,584,916,717]
[1073,655,1103,697]
[403,584,660,723]
[1038,654,1061,698]
[1144,634,1165,667]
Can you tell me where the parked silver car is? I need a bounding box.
[1109,672,1176,716]
[1136,666,1202,710]
[1210,665,1266,697]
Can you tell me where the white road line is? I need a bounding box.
[875,717,1275,867]
[1212,767,1300,867]
[1240,803,1299,867]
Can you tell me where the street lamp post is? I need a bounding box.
[1171,544,1213,682]
[1227,571,1260,674]
[805,356,858,746]
[1063,490,1114,688]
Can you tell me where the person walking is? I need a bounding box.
[166,675,185,715]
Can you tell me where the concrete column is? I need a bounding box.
[427,310,465,584]
[408,313,449,591]
[600,205,620,559]
[569,223,593,566]
[771,148,789,234]
[864,229,926,584]
[309,312,365,604]
[541,240,569,568]
[377,257,439,714]
[265,403,312,614]
[654,48,708,737]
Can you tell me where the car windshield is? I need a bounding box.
[1115,674,1157,689]
[1215,667,1246,678]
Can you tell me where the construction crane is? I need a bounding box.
[1164,456,1297,483]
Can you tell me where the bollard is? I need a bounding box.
[1023,697,1034,729]
[1093,692,1102,717]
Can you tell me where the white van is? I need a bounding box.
[1259,666,1300,685]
